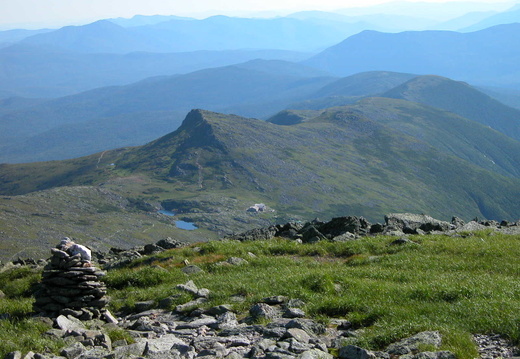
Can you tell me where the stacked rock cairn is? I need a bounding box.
[33,238,109,320]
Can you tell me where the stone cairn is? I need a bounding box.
[33,239,109,321]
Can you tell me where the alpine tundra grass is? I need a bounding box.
[1,230,519,358]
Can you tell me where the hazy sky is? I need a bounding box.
[0,0,515,30]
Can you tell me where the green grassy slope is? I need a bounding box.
[349,97,520,178]
[117,109,520,221]
[0,108,519,261]
[312,71,417,98]
[0,185,216,261]
[287,71,417,110]
[383,75,520,141]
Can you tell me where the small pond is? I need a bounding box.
[158,209,198,231]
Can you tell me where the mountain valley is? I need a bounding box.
[0,5,519,267]
[1,104,519,260]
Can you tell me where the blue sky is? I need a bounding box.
[0,0,515,30]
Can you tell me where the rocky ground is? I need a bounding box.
[2,212,520,359]
[4,280,519,359]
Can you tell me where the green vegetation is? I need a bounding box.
[383,75,520,142]
[0,266,64,357]
[1,231,520,358]
[0,107,519,261]
[104,231,519,358]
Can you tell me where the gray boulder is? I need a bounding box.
[386,331,442,355]
[456,221,488,232]
[411,352,456,359]
[156,237,186,249]
[286,319,326,335]
[142,244,164,255]
[250,303,281,321]
[113,342,147,359]
[389,237,418,246]
[317,216,371,237]
[284,308,306,318]
[300,226,327,243]
[263,296,288,305]
[142,334,188,355]
[60,342,86,359]
[176,280,199,295]
[385,214,451,233]
[226,257,249,266]
[55,315,86,334]
[286,328,312,344]
[228,226,278,241]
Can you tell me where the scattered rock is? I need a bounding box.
[227,257,249,266]
[60,342,86,359]
[339,345,375,359]
[250,303,282,321]
[56,315,87,333]
[473,333,519,359]
[228,226,278,241]
[156,237,186,249]
[385,214,452,234]
[386,331,442,355]
[4,352,22,359]
[134,300,156,313]
[263,296,288,305]
[181,265,203,275]
[6,213,520,359]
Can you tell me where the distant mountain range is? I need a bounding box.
[1,9,520,100]
[0,60,335,163]
[0,44,308,98]
[334,1,512,21]
[462,3,520,31]
[304,23,520,89]
[17,17,358,53]
[1,65,519,165]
